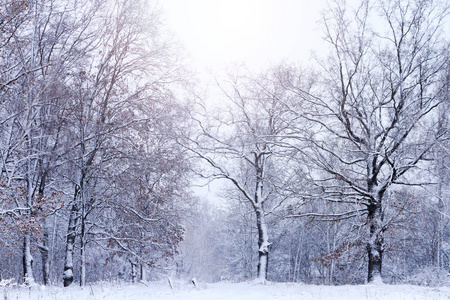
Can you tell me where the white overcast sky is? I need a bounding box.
[158,1,450,202]
[159,0,328,202]
[160,0,328,73]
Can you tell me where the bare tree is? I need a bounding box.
[92,109,191,283]
[0,0,31,93]
[0,0,97,285]
[0,0,190,286]
[60,0,187,286]
[286,0,449,283]
[188,68,301,282]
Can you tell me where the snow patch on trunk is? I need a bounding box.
[63,269,73,280]
[23,276,36,287]
[259,241,271,253]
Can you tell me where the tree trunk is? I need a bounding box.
[131,262,137,283]
[23,154,36,286]
[436,148,445,268]
[39,180,50,285]
[63,184,81,287]
[140,264,146,282]
[40,226,50,285]
[80,200,86,287]
[256,208,269,282]
[23,231,35,286]
[80,239,86,286]
[367,200,383,284]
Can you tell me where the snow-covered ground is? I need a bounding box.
[2,280,450,300]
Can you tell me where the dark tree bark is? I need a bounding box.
[22,231,34,285]
[63,184,81,287]
[366,200,383,283]
[39,228,50,286]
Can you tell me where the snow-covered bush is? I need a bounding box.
[406,267,449,287]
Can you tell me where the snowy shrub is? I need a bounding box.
[406,267,449,287]
[0,278,16,300]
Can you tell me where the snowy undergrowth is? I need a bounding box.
[407,266,450,287]
[2,280,450,300]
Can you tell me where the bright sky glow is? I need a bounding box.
[161,0,327,72]
[159,0,328,202]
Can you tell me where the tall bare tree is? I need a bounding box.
[0,0,98,285]
[287,0,449,283]
[60,0,187,286]
[189,69,301,282]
